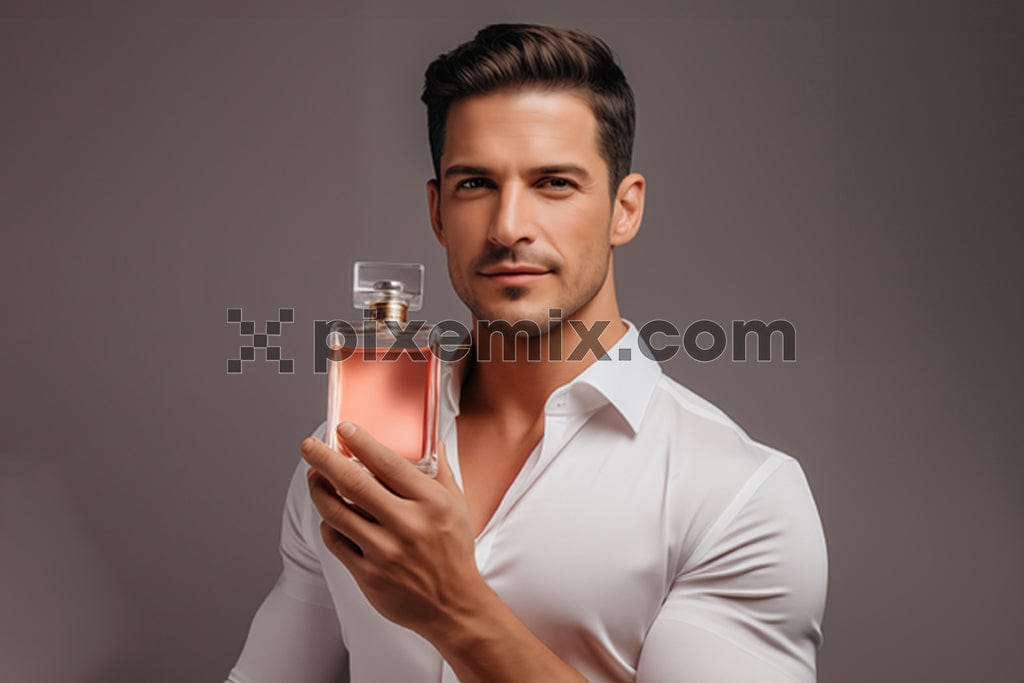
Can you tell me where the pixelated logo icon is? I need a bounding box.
[226,307,295,374]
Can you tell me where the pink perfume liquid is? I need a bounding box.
[327,345,439,467]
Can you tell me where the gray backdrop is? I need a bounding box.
[2,2,1021,681]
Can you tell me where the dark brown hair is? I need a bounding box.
[421,23,636,195]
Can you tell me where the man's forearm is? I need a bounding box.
[426,580,588,683]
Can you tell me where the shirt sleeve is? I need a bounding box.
[637,457,828,683]
[226,424,350,683]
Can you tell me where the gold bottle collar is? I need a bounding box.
[369,300,408,323]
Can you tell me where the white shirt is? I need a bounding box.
[227,320,828,682]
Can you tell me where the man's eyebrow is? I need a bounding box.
[533,165,593,182]
[443,165,492,178]
[443,164,594,182]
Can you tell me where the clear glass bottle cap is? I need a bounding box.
[353,261,424,311]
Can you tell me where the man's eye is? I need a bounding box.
[541,177,574,190]
[456,178,490,190]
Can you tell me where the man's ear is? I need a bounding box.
[427,179,447,247]
[609,172,646,247]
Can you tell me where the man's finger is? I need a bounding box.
[308,470,399,562]
[334,422,433,500]
[301,436,404,526]
[319,520,370,573]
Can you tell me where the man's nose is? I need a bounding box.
[487,183,536,248]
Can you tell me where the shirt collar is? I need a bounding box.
[561,319,663,433]
[440,319,663,435]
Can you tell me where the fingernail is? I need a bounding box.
[338,422,356,439]
[301,437,315,454]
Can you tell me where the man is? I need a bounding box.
[228,23,827,683]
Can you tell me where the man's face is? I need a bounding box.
[427,88,618,331]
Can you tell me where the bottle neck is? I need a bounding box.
[369,301,408,323]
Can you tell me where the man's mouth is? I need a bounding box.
[478,264,553,285]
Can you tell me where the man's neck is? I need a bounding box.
[458,314,628,423]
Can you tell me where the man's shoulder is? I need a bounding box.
[641,374,823,578]
[642,372,801,493]
[649,372,750,432]
[281,420,329,515]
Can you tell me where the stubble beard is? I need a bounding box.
[449,246,611,340]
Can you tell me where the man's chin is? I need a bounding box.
[473,302,559,332]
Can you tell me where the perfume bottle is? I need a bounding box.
[325,262,439,477]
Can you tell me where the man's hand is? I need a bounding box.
[302,422,588,682]
[300,422,487,639]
